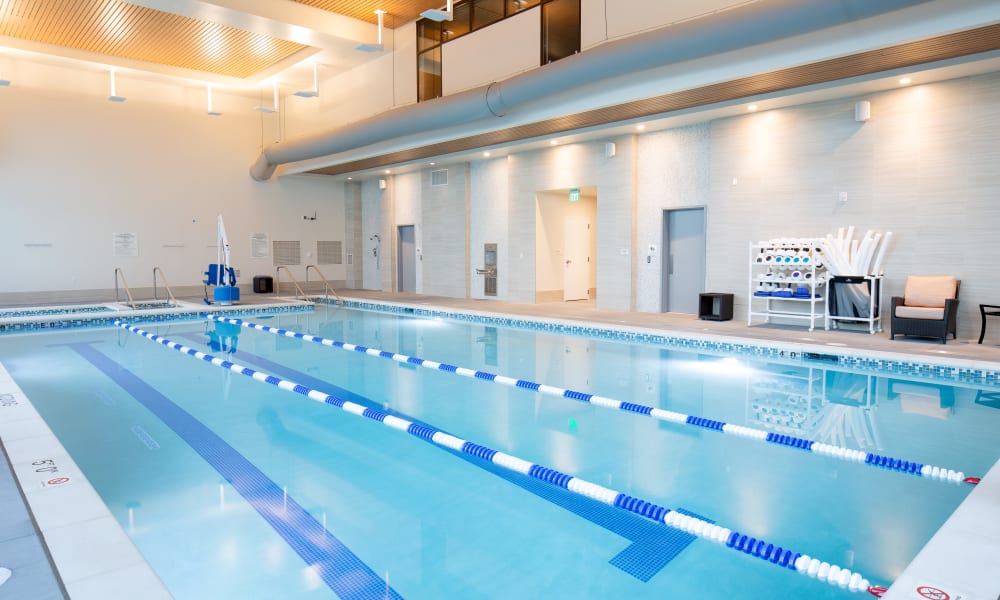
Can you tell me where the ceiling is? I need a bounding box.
[0,0,442,85]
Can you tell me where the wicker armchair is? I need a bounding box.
[890,276,960,344]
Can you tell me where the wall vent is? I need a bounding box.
[430,169,448,186]
[317,240,343,265]
[272,240,301,266]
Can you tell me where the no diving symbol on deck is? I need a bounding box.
[916,586,949,600]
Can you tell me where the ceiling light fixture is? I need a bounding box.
[356,10,387,52]
[255,81,278,113]
[747,104,758,111]
[483,151,491,157]
[107,68,126,102]
[421,0,454,22]
[636,124,645,131]
[294,63,320,98]
[206,84,222,116]
[899,77,912,85]
[0,47,8,86]
[550,139,559,145]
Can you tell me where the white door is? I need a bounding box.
[662,208,706,313]
[564,216,590,301]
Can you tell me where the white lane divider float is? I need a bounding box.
[205,314,976,486]
[117,319,883,595]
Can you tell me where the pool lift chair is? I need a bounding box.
[203,214,240,306]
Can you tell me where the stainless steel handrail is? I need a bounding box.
[114,268,137,309]
[152,267,178,307]
[275,266,308,300]
[305,265,343,305]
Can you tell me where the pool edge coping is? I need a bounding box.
[0,362,173,600]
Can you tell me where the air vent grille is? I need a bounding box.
[430,169,448,186]
[317,240,343,265]
[272,240,301,266]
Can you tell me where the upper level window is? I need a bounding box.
[417,0,580,102]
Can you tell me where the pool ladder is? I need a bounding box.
[306,265,342,305]
[275,266,309,301]
[113,268,136,309]
[114,267,178,309]
[152,267,178,307]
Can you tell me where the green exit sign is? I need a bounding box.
[569,188,580,202]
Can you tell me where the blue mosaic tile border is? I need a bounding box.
[325,298,1000,387]
[0,304,312,335]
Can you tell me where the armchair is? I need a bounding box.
[890,276,960,343]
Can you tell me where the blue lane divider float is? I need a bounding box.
[205,314,968,485]
[115,319,877,594]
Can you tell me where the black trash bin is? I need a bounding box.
[253,275,274,294]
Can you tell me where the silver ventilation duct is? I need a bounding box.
[250,0,929,181]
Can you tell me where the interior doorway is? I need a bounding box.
[536,187,597,303]
[398,225,416,292]
[661,208,706,313]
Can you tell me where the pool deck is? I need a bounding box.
[1,290,998,599]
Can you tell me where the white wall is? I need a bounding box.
[0,67,345,301]
[421,164,469,298]
[442,9,540,95]
[469,158,510,300]
[394,171,423,292]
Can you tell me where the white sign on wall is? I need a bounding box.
[113,233,139,257]
[251,233,270,258]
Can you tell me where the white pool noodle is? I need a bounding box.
[870,231,892,275]
[850,239,860,268]
[861,233,882,275]
[853,233,874,274]
[845,225,856,250]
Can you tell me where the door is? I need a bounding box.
[662,208,706,313]
[398,225,416,293]
[564,216,589,301]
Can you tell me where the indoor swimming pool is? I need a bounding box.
[1,305,998,599]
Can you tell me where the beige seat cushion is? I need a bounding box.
[903,276,958,308]
[895,306,945,320]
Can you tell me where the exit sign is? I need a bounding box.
[569,188,580,202]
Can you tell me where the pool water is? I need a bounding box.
[1,307,998,599]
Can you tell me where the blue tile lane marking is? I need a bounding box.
[124,321,877,592]
[65,341,401,600]
[174,334,684,580]
[203,314,968,485]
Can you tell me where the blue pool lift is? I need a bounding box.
[204,214,240,305]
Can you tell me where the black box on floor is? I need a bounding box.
[252,275,273,293]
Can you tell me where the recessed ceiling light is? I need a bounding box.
[899,77,912,85]
[384,169,391,174]
[550,139,559,145]
[483,151,491,157]
[747,104,758,111]
[429,162,436,166]
[636,124,645,131]
[347,177,353,180]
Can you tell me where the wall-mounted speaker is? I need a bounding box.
[605,142,616,158]
[855,101,871,122]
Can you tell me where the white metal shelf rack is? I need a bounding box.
[747,241,826,332]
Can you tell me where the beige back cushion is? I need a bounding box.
[904,276,958,308]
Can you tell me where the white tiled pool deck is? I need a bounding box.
[1,290,997,599]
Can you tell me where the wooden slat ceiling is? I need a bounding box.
[290,0,444,27]
[0,0,310,78]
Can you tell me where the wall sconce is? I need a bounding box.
[855,100,871,122]
[356,10,387,52]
